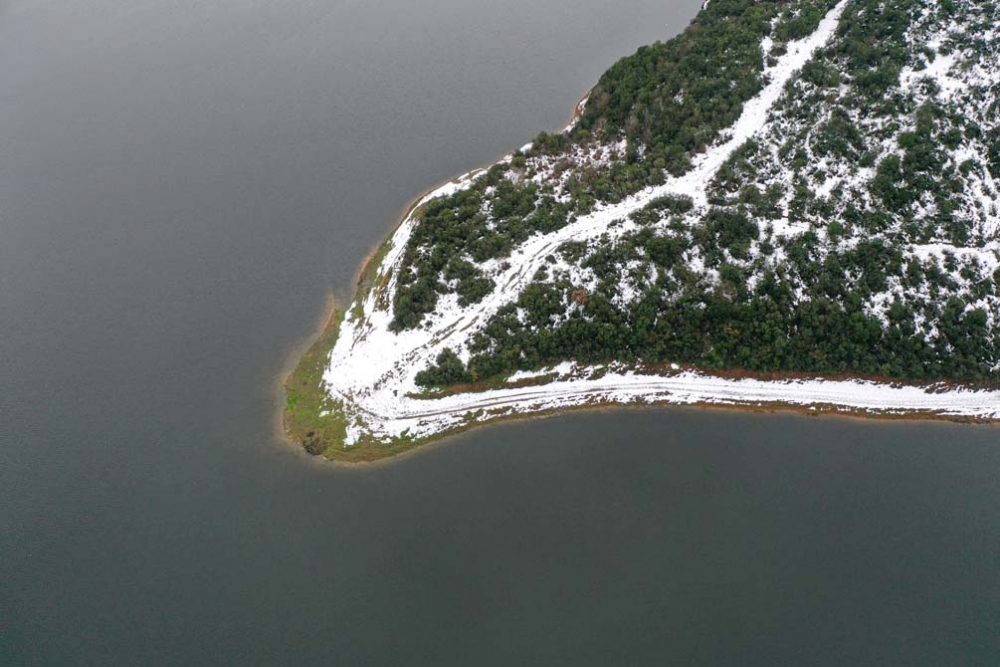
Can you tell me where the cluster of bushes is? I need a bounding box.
[414,349,471,387]
[829,0,913,105]
[392,188,488,330]
[812,107,867,161]
[711,0,994,248]
[629,194,694,225]
[415,210,997,386]
[455,275,996,387]
[391,165,574,330]
[988,126,1000,177]
[864,101,979,244]
[514,0,852,211]
[574,0,840,184]
[454,273,995,385]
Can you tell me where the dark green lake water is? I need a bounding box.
[2,1,999,664]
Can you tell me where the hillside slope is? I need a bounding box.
[289,0,1000,459]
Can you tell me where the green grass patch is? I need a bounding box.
[283,309,349,456]
[283,307,446,463]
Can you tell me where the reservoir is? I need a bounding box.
[2,0,998,664]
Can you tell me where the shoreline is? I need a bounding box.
[346,85,594,306]
[282,302,999,467]
[279,59,999,465]
[296,387,998,469]
[274,291,339,458]
[278,287,999,469]
[277,86,595,463]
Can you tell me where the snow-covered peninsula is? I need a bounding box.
[286,0,1000,460]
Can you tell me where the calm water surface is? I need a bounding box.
[2,1,999,664]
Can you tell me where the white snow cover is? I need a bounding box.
[321,0,1000,448]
